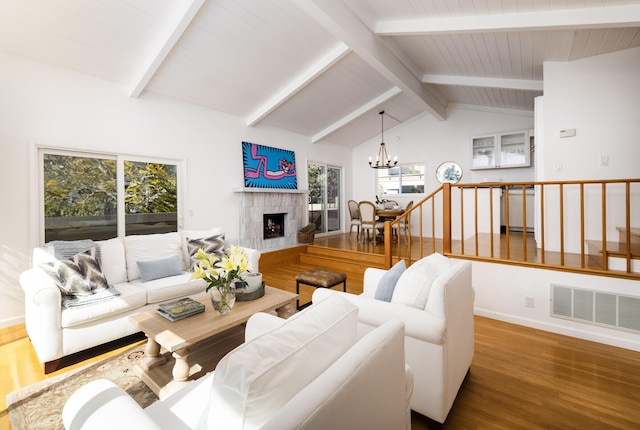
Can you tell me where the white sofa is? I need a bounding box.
[62,294,414,430]
[19,228,260,373]
[312,255,474,425]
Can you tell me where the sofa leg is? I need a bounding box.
[427,419,443,430]
[411,411,444,430]
[44,359,60,374]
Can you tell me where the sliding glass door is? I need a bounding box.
[307,163,341,235]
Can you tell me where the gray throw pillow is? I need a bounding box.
[374,260,406,302]
[39,247,109,297]
[44,239,102,264]
[187,234,225,270]
[137,255,184,282]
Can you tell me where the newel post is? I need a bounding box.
[443,183,452,254]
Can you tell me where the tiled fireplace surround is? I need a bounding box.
[236,189,307,251]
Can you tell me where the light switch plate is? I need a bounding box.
[559,128,576,138]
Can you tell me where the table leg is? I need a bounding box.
[276,304,292,318]
[172,347,191,382]
[141,336,167,370]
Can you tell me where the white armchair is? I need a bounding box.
[313,257,474,425]
[62,294,414,430]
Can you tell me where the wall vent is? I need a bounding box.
[551,284,640,333]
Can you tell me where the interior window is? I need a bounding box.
[376,164,425,196]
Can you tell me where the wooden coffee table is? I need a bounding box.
[130,285,297,398]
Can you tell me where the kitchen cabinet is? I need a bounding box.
[471,130,530,169]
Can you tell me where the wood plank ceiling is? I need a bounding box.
[0,0,639,148]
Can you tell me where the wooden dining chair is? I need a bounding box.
[348,199,361,240]
[358,201,384,245]
[399,200,414,243]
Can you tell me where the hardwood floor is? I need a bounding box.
[2,241,639,429]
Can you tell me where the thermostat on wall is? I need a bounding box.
[559,128,576,138]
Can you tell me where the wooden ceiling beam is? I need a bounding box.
[128,0,205,98]
[246,42,350,127]
[312,86,401,143]
[375,5,640,36]
[296,0,446,121]
[422,74,543,91]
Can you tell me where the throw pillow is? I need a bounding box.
[374,260,406,302]
[44,239,102,264]
[39,247,110,297]
[137,255,184,282]
[187,234,225,270]
[391,252,450,310]
[207,293,358,430]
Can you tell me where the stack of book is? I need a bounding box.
[157,297,205,322]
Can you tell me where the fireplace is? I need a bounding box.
[236,188,307,250]
[264,213,286,239]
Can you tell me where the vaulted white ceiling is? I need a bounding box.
[1,0,639,148]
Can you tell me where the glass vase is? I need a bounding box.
[209,281,237,315]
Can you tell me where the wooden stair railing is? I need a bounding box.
[382,179,639,279]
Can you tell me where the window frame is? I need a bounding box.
[34,144,185,247]
[375,162,426,197]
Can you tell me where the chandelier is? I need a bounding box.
[369,110,398,169]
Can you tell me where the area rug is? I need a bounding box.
[6,344,158,430]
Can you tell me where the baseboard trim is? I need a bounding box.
[0,316,25,330]
[474,308,640,353]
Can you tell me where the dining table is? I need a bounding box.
[374,208,405,241]
[375,208,405,221]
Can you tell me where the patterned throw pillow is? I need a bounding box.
[39,247,110,297]
[187,234,225,270]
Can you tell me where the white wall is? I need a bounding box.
[538,47,640,253]
[352,108,535,205]
[472,261,640,352]
[541,47,640,182]
[351,107,534,237]
[0,52,351,327]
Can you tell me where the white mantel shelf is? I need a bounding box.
[233,188,308,194]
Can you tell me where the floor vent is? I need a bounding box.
[551,284,640,333]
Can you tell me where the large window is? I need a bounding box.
[41,149,179,243]
[377,164,425,195]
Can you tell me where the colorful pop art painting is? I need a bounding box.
[242,141,297,189]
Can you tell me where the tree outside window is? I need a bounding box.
[43,152,178,242]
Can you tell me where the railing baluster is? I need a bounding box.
[540,184,545,264]
[580,183,585,268]
[560,183,565,266]
[460,186,465,255]
[489,185,494,258]
[602,183,607,270]
[626,181,631,272]
[431,193,436,256]
[522,184,527,262]
[505,185,510,259]
[474,186,479,256]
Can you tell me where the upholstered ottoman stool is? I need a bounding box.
[295,268,347,310]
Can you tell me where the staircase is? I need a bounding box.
[299,245,385,274]
[586,227,640,273]
[259,244,385,276]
